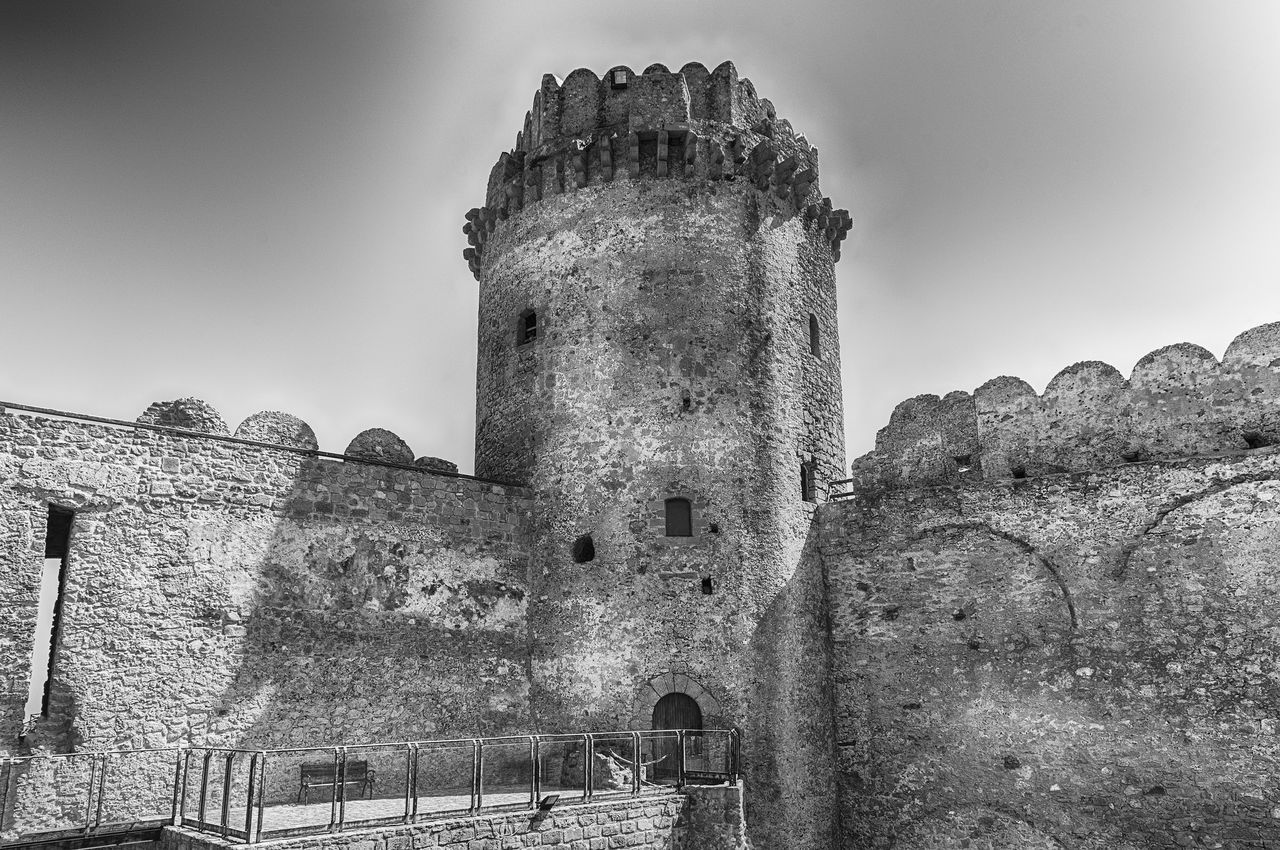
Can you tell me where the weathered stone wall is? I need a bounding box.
[158,784,748,850]
[470,63,846,850]
[851,322,1280,489]
[821,447,1280,848]
[0,405,533,756]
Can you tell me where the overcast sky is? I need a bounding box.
[3,1,1279,474]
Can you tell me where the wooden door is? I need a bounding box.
[650,692,702,780]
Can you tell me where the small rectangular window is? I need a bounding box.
[664,498,692,537]
[518,310,538,345]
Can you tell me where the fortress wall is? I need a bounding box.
[0,407,533,756]
[817,448,1280,848]
[852,322,1280,489]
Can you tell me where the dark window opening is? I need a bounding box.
[681,390,691,412]
[801,462,817,502]
[808,313,821,357]
[701,577,714,595]
[28,506,73,721]
[572,534,595,563]
[517,309,538,345]
[664,498,692,537]
[953,454,972,473]
[708,522,720,534]
[1010,465,1027,479]
[1244,431,1272,449]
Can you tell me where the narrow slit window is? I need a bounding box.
[27,506,73,722]
[808,313,820,357]
[517,309,538,345]
[801,462,817,502]
[664,498,692,537]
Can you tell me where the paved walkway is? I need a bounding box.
[200,783,674,837]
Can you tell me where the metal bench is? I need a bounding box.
[297,759,376,804]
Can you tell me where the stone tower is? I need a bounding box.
[465,62,851,849]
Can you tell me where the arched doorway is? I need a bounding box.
[651,692,702,780]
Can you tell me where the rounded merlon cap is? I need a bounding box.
[1223,321,1280,368]
[234,411,319,450]
[345,428,414,464]
[415,456,459,474]
[1043,360,1126,396]
[137,398,229,434]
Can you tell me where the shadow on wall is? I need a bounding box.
[743,519,840,850]
[180,409,538,807]
[6,400,533,777]
[826,469,1280,849]
[197,422,533,762]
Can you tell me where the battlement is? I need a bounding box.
[2,397,466,478]
[461,61,852,280]
[850,321,1280,490]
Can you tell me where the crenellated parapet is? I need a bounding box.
[850,321,1280,491]
[128,400,458,474]
[461,61,852,280]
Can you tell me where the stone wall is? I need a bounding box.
[820,447,1280,848]
[851,322,1280,489]
[0,404,533,755]
[158,784,748,850]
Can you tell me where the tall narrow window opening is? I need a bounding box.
[664,498,692,537]
[27,506,73,721]
[801,462,817,502]
[517,309,538,345]
[808,313,820,357]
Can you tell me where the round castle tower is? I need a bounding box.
[465,62,850,849]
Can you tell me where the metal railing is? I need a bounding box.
[1,729,738,846]
[828,477,858,500]
[0,748,180,846]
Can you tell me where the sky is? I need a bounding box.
[3,1,1280,474]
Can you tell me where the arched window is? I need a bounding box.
[808,313,820,357]
[664,498,692,537]
[517,309,538,345]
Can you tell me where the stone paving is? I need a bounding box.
[200,784,674,837]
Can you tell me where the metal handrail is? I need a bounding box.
[2,728,740,846]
